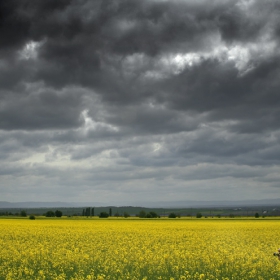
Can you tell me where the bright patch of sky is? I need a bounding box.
[18,41,43,60]
[81,110,119,133]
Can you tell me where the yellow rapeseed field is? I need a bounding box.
[0,218,279,280]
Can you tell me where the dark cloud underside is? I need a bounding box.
[1,0,280,204]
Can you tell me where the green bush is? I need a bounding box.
[55,210,63,217]
[45,211,55,217]
[196,212,202,218]
[149,211,159,218]
[29,215,35,220]
[123,212,130,218]
[168,213,176,218]
[99,212,109,218]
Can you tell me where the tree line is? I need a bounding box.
[0,207,272,219]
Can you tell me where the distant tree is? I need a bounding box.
[91,208,95,217]
[139,210,146,218]
[229,214,235,218]
[55,210,63,217]
[168,213,176,218]
[196,212,202,218]
[109,208,112,217]
[20,210,27,217]
[83,207,90,217]
[46,211,55,217]
[146,213,152,218]
[29,215,35,220]
[255,212,260,218]
[114,212,120,217]
[123,212,130,218]
[99,212,109,218]
[149,211,159,218]
[216,214,221,218]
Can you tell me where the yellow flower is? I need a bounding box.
[0,219,279,280]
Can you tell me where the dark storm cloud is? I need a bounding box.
[1,0,280,203]
[160,56,280,132]
[0,84,85,130]
[1,0,279,131]
[1,0,279,110]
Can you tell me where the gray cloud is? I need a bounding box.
[1,0,280,204]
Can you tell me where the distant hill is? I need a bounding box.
[0,198,279,209]
[145,198,280,208]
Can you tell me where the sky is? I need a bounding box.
[1,0,280,206]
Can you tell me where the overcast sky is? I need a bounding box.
[1,0,280,206]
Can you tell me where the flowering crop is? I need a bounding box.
[0,218,279,279]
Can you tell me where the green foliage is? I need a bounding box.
[139,210,159,218]
[196,212,202,218]
[255,212,260,218]
[45,211,55,217]
[149,211,159,218]
[123,212,130,218]
[139,210,146,218]
[55,210,63,217]
[168,213,177,218]
[99,212,109,218]
[20,210,27,217]
[83,208,91,216]
[229,214,235,218]
[29,215,35,220]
